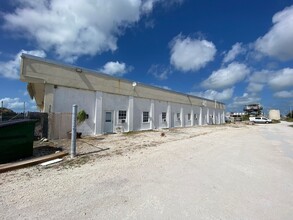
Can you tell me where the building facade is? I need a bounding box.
[20,54,225,136]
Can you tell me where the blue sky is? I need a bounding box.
[1,0,293,115]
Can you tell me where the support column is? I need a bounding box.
[44,84,54,112]
[207,108,210,124]
[128,96,134,132]
[191,108,194,126]
[199,107,202,126]
[167,102,171,128]
[94,91,103,134]
[150,100,155,129]
[180,107,184,127]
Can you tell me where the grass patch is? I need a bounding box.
[285,118,293,122]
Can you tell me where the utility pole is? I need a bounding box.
[0,101,3,122]
[23,102,26,119]
[70,104,78,158]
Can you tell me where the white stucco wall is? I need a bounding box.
[133,97,152,131]
[101,93,130,133]
[154,100,169,129]
[53,86,95,135]
[49,86,225,137]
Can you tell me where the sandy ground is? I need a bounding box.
[1,122,293,219]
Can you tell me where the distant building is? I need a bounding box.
[243,104,263,116]
[20,54,225,138]
[269,109,280,120]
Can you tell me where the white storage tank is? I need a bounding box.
[269,109,280,120]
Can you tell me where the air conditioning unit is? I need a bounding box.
[119,119,126,124]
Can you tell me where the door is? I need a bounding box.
[104,111,113,133]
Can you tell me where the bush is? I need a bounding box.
[77,110,87,125]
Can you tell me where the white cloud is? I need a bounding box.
[246,82,264,93]
[0,97,24,110]
[151,84,171,90]
[148,64,172,80]
[3,0,140,62]
[255,5,293,61]
[274,90,293,98]
[248,70,271,84]
[268,68,293,90]
[170,35,216,72]
[142,0,183,13]
[201,62,250,89]
[3,0,182,62]
[191,88,234,101]
[229,93,261,108]
[0,97,37,112]
[0,49,46,79]
[100,61,132,76]
[223,42,246,63]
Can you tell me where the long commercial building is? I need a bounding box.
[20,54,225,136]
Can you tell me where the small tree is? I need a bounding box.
[287,110,293,119]
[77,110,88,125]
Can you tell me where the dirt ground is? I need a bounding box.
[1,122,293,219]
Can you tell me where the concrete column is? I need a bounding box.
[191,108,194,126]
[128,96,134,132]
[213,110,216,124]
[207,108,210,124]
[180,107,184,127]
[150,100,155,129]
[167,102,171,128]
[222,111,225,124]
[44,84,54,112]
[94,91,103,134]
[199,107,202,126]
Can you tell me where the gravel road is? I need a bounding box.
[1,122,293,219]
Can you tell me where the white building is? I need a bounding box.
[269,109,280,120]
[20,54,225,137]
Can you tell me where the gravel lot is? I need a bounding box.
[1,122,293,219]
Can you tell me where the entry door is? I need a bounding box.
[104,111,113,133]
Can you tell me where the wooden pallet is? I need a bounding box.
[0,151,68,173]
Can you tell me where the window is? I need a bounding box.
[118,110,127,123]
[194,114,198,120]
[105,112,112,122]
[143,112,149,122]
[177,113,181,121]
[187,113,191,121]
[162,112,167,122]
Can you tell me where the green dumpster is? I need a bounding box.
[0,119,36,163]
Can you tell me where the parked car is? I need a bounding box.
[250,117,272,123]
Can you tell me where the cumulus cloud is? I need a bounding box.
[0,97,37,112]
[0,49,46,79]
[142,0,183,13]
[1,1,151,62]
[223,42,246,63]
[100,61,132,76]
[246,82,264,93]
[255,5,293,61]
[274,90,293,98]
[0,97,24,111]
[191,88,234,101]
[268,68,293,90]
[151,84,171,90]
[170,35,216,72]
[201,62,250,90]
[230,93,261,108]
[147,64,172,80]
